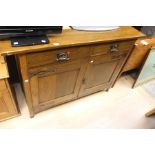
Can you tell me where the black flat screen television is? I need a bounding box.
[0,26,63,46]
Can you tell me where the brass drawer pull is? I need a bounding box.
[56,52,70,61]
[110,44,119,53]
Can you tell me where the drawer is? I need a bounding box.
[0,79,7,91]
[27,46,90,68]
[90,40,135,56]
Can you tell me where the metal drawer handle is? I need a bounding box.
[110,44,119,53]
[56,52,70,61]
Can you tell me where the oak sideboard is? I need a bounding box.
[0,26,144,117]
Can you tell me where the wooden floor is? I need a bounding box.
[0,75,155,128]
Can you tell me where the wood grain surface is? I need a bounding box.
[0,26,145,56]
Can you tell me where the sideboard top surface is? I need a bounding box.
[0,26,145,56]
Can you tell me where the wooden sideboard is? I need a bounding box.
[0,27,144,117]
[0,55,19,121]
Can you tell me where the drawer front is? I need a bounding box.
[0,79,7,91]
[90,40,135,56]
[27,46,90,68]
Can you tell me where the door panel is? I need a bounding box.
[55,70,78,98]
[85,61,118,89]
[29,59,87,112]
[0,89,17,121]
[78,53,127,97]
[37,69,79,104]
[39,75,56,103]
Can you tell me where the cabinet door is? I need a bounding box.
[29,59,87,113]
[78,52,128,97]
[0,80,18,121]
